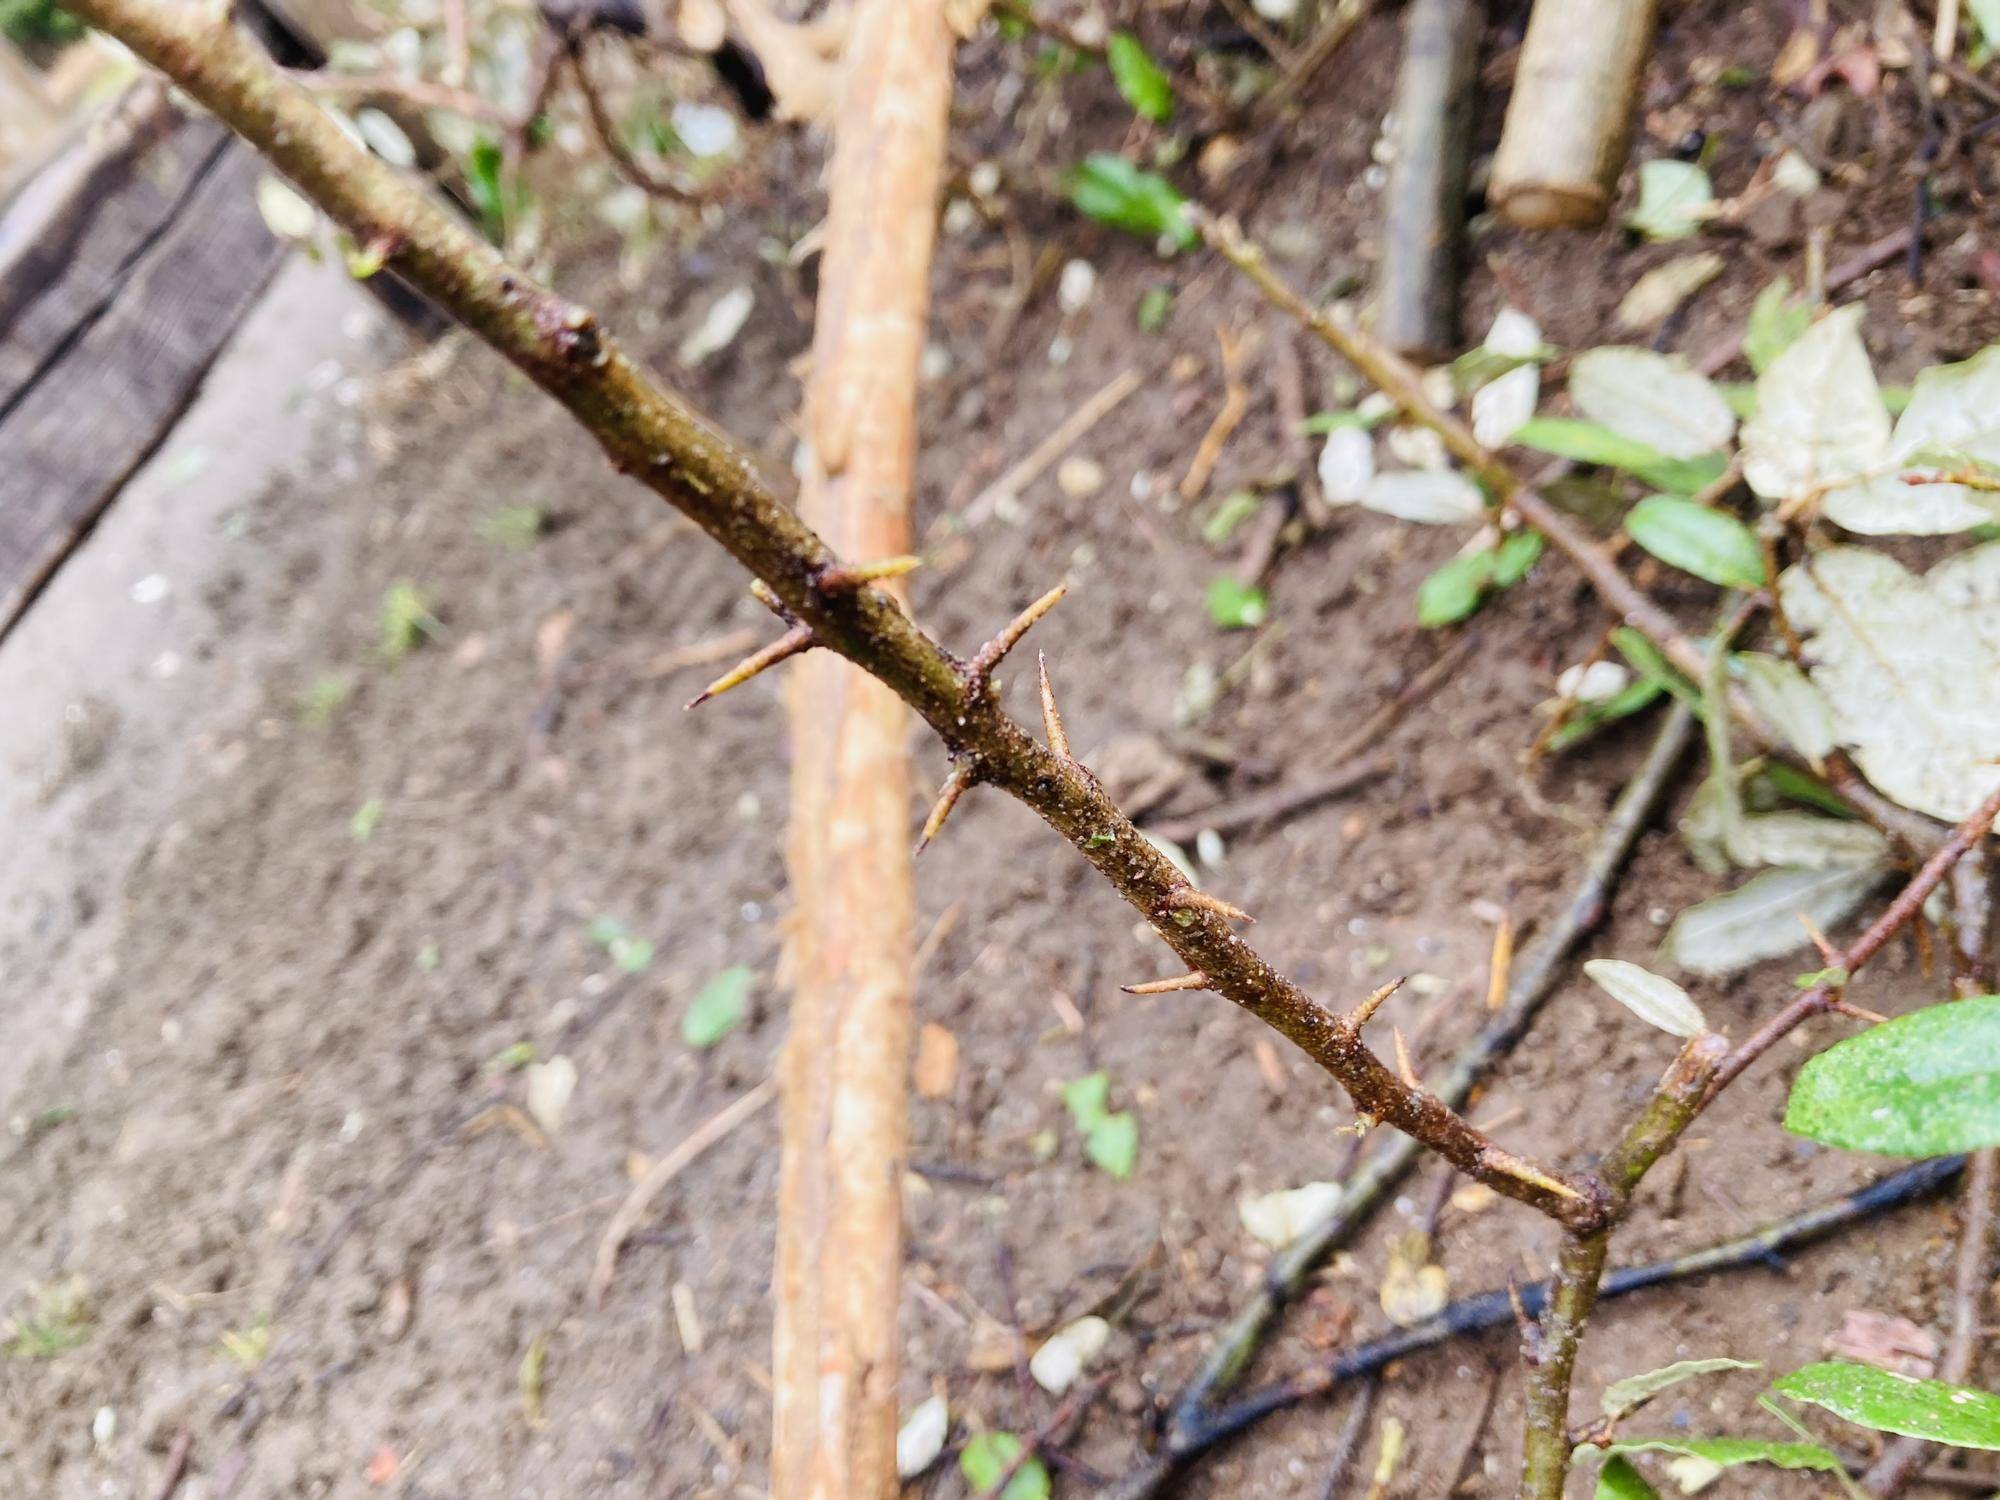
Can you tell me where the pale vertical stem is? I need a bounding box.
[771,3,954,1498]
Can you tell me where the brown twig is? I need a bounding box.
[569,37,693,201]
[149,1426,195,1500]
[1248,0,1376,125]
[972,1373,1112,1500]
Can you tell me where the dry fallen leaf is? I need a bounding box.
[1378,1230,1449,1328]
[1824,1309,1940,1378]
[524,1056,577,1135]
[365,1447,400,1487]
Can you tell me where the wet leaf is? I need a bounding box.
[1741,306,1889,511]
[1735,652,1836,762]
[1661,865,1885,977]
[1206,575,1268,629]
[1493,529,1544,587]
[1068,154,1196,250]
[1106,31,1174,121]
[896,1394,949,1478]
[1583,959,1708,1038]
[1624,497,1765,589]
[1780,544,2000,823]
[960,1432,1050,1500]
[1626,159,1715,241]
[1773,1362,2000,1449]
[1569,348,1736,461]
[1785,994,2000,1155]
[682,965,753,1048]
[1238,1181,1343,1249]
[1084,1109,1139,1178]
[1361,469,1486,524]
[1721,812,1887,871]
[1744,277,1811,375]
[1030,1315,1110,1393]
[1602,1359,1762,1420]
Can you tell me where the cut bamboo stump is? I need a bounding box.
[1488,0,1659,229]
[771,1,953,1497]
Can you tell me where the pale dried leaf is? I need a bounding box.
[1317,426,1375,504]
[1742,306,1890,508]
[913,1022,958,1099]
[1780,544,2000,822]
[1824,1310,1941,1379]
[896,1394,950,1477]
[1360,469,1486,525]
[255,176,318,241]
[1379,1231,1449,1328]
[1615,253,1725,333]
[1735,652,1837,762]
[525,1055,577,1134]
[1029,1315,1110,1393]
[1828,344,2000,535]
[1583,958,1708,1037]
[1662,865,1885,976]
[1471,308,1542,447]
[1570,347,1736,460]
[1722,812,1888,871]
[1239,1181,1343,1249]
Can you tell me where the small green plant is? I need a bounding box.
[2,1279,91,1358]
[0,0,83,47]
[1062,1071,1138,1178]
[219,1314,272,1369]
[587,915,654,975]
[298,670,354,726]
[377,582,442,663]
[682,965,754,1049]
[478,504,546,549]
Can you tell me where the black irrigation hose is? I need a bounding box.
[1161,1155,1968,1463]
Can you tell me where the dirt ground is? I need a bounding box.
[5,3,1999,1496]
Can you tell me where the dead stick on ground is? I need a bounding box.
[963,367,1142,525]
[1139,1155,1967,1473]
[149,1426,194,1500]
[1109,701,1698,1500]
[590,1078,776,1306]
[772,4,953,1497]
[1247,0,1375,125]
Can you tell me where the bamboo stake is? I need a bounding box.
[1374,0,1481,355]
[1488,0,1660,229]
[772,4,953,1498]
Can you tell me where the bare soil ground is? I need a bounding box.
[5,4,1999,1496]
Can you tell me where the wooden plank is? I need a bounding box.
[0,140,286,639]
[0,89,224,408]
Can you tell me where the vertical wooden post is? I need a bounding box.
[771,2,953,1498]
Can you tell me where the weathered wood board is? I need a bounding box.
[0,115,286,640]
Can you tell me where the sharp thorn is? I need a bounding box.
[1170,887,1254,925]
[1347,976,1406,1031]
[685,625,813,709]
[1121,971,1210,995]
[1480,1145,1584,1203]
[748,578,792,619]
[1797,913,1841,968]
[1393,1026,1420,1090]
[917,763,977,853]
[1037,651,1070,759]
[817,554,922,593]
[972,582,1069,679]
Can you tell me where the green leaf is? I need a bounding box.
[1136,285,1174,332]
[1970,0,2000,50]
[1206,575,1269,628]
[1602,1358,1762,1420]
[1415,551,1494,627]
[1492,530,1545,587]
[1624,496,1765,589]
[1510,417,1726,493]
[959,1431,1051,1500]
[1084,1109,1139,1178]
[1106,31,1174,121]
[1626,159,1715,241]
[1546,678,1664,753]
[350,797,384,842]
[1586,1437,1845,1477]
[682,965,755,1049]
[1784,993,2000,1155]
[1068,154,1196,250]
[1610,628,1701,705]
[1202,491,1262,545]
[1063,1071,1111,1132]
[1774,1363,2000,1449]
[1661,864,1884,977]
[1594,1457,1660,1500]
[1452,342,1554,397]
[1745,277,1812,374]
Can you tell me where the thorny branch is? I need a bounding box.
[68,0,1605,1225]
